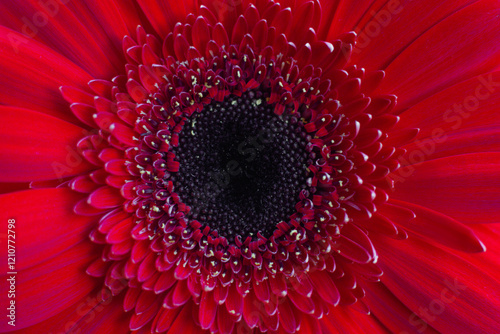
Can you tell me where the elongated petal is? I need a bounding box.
[386,200,485,253]
[391,153,500,224]
[395,71,500,136]
[352,0,478,71]
[362,282,440,334]
[0,0,126,79]
[373,232,500,334]
[377,0,500,111]
[0,188,94,269]
[0,107,94,182]
[136,0,200,37]
[0,242,98,331]
[319,304,389,333]
[0,27,92,123]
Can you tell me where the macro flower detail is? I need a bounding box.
[69,5,402,332]
[1,1,500,334]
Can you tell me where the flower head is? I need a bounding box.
[1,1,500,333]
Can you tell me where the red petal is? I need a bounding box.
[392,153,500,224]
[0,107,93,182]
[389,200,486,253]
[7,295,129,334]
[88,186,124,209]
[171,280,191,307]
[105,159,130,176]
[362,282,440,334]
[154,269,176,294]
[318,302,395,333]
[70,103,98,127]
[310,270,340,306]
[110,122,137,147]
[396,69,500,129]
[167,303,201,334]
[319,0,375,39]
[74,197,108,216]
[135,290,159,314]
[0,188,91,270]
[377,1,500,111]
[106,216,133,244]
[200,291,217,329]
[204,0,242,31]
[137,253,156,282]
[337,234,373,264]
[135,0,199,37]
[213,22,230,47]
[174,260,194,280]
[0,242,98,330]
[152,306,180,332]
[0,1,128,79]
[373,232,500,334]
[288,288,315,314]
[217,304,236,334]
[124,287,141,312]
[269,274,287,297]
[213,284,229,304]
[278,299,298,333]
[225,284,243,317]
[0,27,91,123]
[252,277,270,303]
[98,209,130,233]
[70,175,99,193]
[459,224,500,280]
[352,0,480,71]
[192,16,210,52]
[129,297,160,330]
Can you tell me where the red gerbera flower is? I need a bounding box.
[1,1,500,333]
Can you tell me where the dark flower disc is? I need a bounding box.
[172,90,310,240]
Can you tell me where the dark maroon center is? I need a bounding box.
[171,90,310,239]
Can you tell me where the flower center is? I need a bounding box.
[172,90,310,239]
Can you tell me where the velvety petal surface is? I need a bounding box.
[0,242,99,331]
[0,107,94,182]
[390,153,500,224]
[373,232,500,334]
[351,0,479,70]
[0,26,92,123]
[0,188,94,269]
[319,305,390,333]
[9,297,129,334]
[375,0,500,111]
[394,71,500,137]
[0,0,127,79]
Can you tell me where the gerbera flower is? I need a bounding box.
[1,0,499,333]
